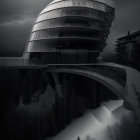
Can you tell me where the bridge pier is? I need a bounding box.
[20,70,31,104]
[96,82,101,107]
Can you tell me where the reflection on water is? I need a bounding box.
[47,100,139,140]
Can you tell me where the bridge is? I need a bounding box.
[0,59,140,123]
[45,63,140,123]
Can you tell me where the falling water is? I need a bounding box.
[46,100,139,140]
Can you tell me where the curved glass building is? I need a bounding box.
[24,0,115,64]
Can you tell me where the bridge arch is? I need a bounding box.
[45,67,132,112]
[46,68,126,98]
[44,63,140,122]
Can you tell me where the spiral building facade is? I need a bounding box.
[24,0,115,64]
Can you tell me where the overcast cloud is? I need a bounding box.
[0,0,51,56]
[0,0,140,56]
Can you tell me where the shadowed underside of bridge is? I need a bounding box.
[0,62,139,114]
[44,64,140,122]
[46,65,127,97]
[1,62,140,139]
[44,65,131,112]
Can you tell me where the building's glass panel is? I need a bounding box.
[40,0,110,15]
[33,17,104,32]
[25,0,115,62]
[36,8,105,23]
[28,39,102,52]
[30,27,104,41]
[49,0,115,8]
[24,0,115,65]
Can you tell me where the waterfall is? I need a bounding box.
[46,100,139,140]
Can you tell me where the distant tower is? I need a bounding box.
[24,0,115,64]
[77,136,80,140]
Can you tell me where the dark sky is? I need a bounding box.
[0,0,140,57]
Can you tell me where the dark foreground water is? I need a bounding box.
[46,100,140,140]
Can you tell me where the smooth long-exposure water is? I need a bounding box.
[46,100,139,140]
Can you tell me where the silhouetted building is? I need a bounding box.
[77,136,81,140]
[116,30,140,70]
[24,0,115,64]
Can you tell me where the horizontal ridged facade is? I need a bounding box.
[24,0,115,64]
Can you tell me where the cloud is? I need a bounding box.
[0,21,32,56]
[0,0,51,24]
[0,0,51,56]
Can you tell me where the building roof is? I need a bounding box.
[118,30,140,41]
[49,0,115,8]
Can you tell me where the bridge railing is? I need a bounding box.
[47,64,127,87]
[0,59,42,67]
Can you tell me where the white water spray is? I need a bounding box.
[46,100,136,140]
